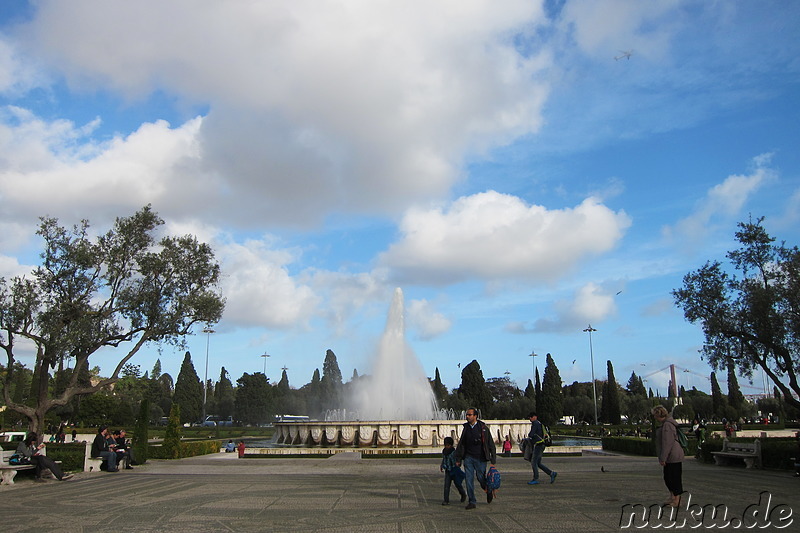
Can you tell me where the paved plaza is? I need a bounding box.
[1,451,797,532]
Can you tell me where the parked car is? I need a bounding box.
[201,415,234,427]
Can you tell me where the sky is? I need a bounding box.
[1,1,798,400]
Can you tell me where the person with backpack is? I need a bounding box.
[454,407,496,510]
[527,412,557,485]
[652,405,685,508]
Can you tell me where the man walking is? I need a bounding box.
[455,408,496,509]
[527,412,557,485]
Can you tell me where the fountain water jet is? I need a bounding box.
[348,288,438,420]
[271,288,534,449]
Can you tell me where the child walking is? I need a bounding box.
[440,436,466,505]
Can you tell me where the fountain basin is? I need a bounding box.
[274,419,540,448]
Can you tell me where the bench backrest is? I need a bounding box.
[722,438,761,453]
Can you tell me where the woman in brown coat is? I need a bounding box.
[652,405,685,507]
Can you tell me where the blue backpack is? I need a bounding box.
[486,465,501,494]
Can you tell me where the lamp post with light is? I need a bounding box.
[583,325,599,426]
[202,326,215,421]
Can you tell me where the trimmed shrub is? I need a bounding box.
[148,439,221,459]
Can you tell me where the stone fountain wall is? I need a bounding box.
[274,419,532,448]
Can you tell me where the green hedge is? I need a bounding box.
[602,436,656,456]
[148,439,221,459]
[602,436,699,456]
[697,436,797,470]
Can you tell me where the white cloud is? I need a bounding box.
[514,282,618,334]
[215,237,319,329]
[664,154,776,244]
[12,0,552,224]
[406,298,452,340]
[0,36,46,95]
[380,191,631,284]
[0,110,205,224]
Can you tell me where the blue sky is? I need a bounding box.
[1,1,798,398]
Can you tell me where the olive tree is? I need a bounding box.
[0,206,225,433]
[673,217,800,411]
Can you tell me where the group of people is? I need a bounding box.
[90,425,135,472]
[440,405,686,510]
[438,408,558,510]
[224,439,247,458]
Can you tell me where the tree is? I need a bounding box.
[132,398,149,464]
[432,367,448,405]
[538,354,563,426]
[457,360,493,412]
[214,367,235,419]
[600,360,621,424]
[162,403,183,459]
[673,216,800,411]
[726,364,745,415]
[0,206,224,433]
[320,349,343,408]
[235,372,273,425]
[173,352,203,424]
[626,371,647,397]
[710,371,727,420]
[485,376,520,403]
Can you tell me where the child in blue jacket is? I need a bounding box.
[440,436,466,505]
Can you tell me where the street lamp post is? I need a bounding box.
[583,325,599,426]
[202,326,215,422]
[529,351,538,382]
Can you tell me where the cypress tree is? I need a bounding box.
[534,368,542,411]
[163,403,182,459]
[173,352,203,424]
[432,367,448,405]
[538,354,563,427]
[132,398,149,464]
[214,367,235,419]
[321,349,343,407]
[458,360,493,413]
[600,360,621,424]
[726,364,744,415]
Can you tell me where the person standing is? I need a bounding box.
[15,432,73,481]
[454,408,496,510]
[237,440,246,458]
[527,412,557,485]
[91,426,119,472]
[502,436,512,457]
[652,405,685,507]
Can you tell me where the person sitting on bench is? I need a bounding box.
[91,426,119,472]
[15,432,73,481]
[111,429,134,469]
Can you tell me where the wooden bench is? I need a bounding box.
[711,438,762,469]
[1,449,63,485]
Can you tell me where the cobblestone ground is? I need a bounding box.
[1,452,797,532]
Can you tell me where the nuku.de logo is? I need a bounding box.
[619,491,793,529]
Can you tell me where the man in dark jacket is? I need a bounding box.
[455,407,496,509]
[91,426,119,472]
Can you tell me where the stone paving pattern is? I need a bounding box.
[0,451,797,532]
